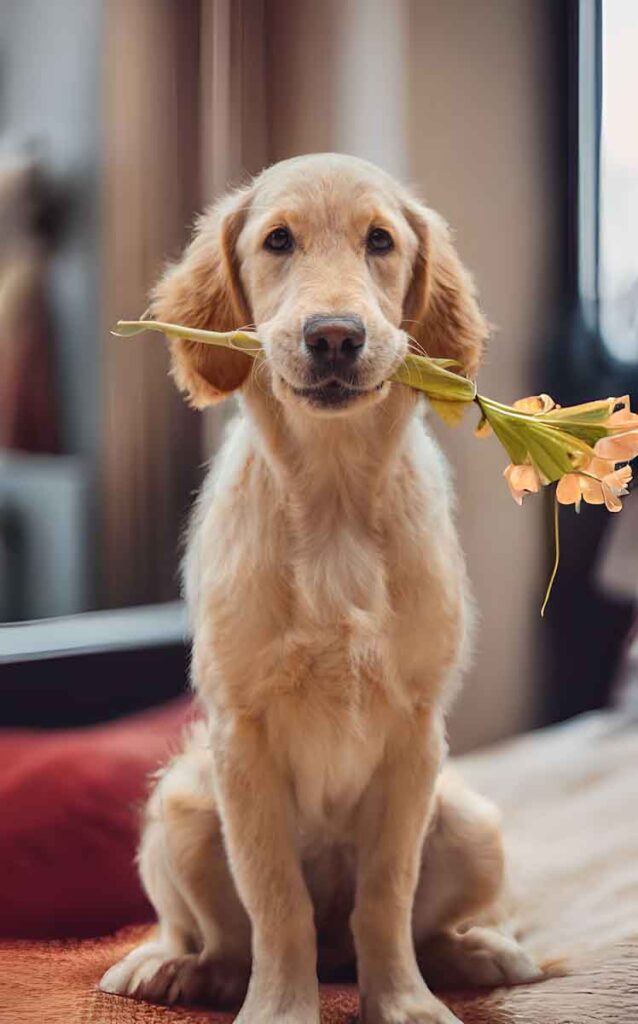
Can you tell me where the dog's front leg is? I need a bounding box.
[212,716,319,1024]
[352,710,462,1024]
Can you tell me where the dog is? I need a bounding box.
[100,154,542,1024]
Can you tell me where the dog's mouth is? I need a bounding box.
[290,378,385,410]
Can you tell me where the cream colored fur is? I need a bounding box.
[100,155,541,1024]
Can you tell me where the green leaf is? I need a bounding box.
[524,432,574,482]
[112,320,263,356]
[523,423,594,482]
[541,399,615,424]
[428,398,469,426]
[392,353,476,402]
[482,410,529,465]
[475,398,530,463]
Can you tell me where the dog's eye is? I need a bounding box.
[366,228,394,254]
[264,227,294,253]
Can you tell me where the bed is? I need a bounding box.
[2,709,637,1024]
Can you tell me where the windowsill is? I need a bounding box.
[0,601,188,663]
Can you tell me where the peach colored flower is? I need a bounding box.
[596,430,638,461]
[601,464,633,511]
[557,456,611,509]
[556,456,632,512]
[555,472,583,507]
[504,463,542,505]
[512,393,557,414]
[594,403,638,460]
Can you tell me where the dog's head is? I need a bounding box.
[151,154,488,415]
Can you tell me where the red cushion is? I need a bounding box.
[0,698,194,938]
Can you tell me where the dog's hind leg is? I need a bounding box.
[99,728,251,1007]
[414,771,542,989]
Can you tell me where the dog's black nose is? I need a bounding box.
[303,315,366,366]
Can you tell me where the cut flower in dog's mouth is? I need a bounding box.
[113,319,638,614]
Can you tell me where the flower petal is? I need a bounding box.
[588,456,617,478]
[607,399,638,425]
[580,476,605,505]
[595,430,638,461]
[602,464,632,495]
[513,393,556,414]
[602,487,623,512]
[556,473,583,505]
[503,463,541,504]
[600,462,631,511]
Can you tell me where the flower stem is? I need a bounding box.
[540,495,560,617]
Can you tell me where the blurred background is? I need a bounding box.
[1,0,637,752]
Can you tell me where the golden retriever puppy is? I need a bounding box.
[100,154,541,1023]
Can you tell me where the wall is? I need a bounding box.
[405,0,565,749]
[267,0,566,750]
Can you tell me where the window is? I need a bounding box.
[579,0,638,365]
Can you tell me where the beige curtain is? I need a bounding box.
[198,0,267,453]
[100,0,265,608]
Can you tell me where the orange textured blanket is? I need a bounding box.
[2,711,637,1024]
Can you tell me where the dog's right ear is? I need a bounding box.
[402,200,488,380]
[150,187,254,408]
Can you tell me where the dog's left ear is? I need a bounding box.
[402,201,489,380]
[150,186,254,408]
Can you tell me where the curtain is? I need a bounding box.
[100,0,265,608]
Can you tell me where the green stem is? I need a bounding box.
[540,495,560,617]
[113,320,264,355]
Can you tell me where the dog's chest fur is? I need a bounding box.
[187,406,467,832]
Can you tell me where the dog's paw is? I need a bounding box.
[99,941,248,1007]
[419,926,543,990]
[362,984,462,1024]
[233,993,320,1024]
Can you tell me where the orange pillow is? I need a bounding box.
[0,698,194,938]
